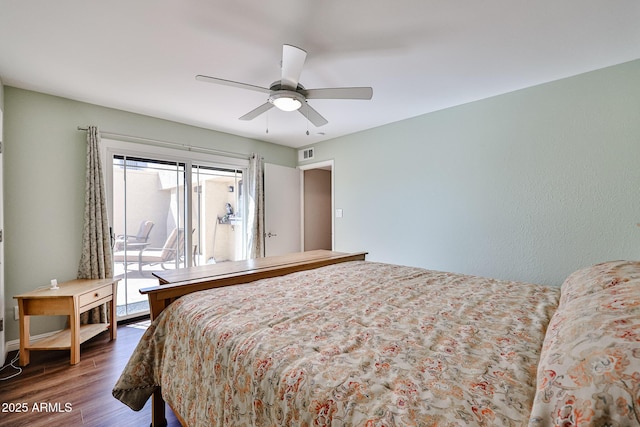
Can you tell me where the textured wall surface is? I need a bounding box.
[301,59,640,286]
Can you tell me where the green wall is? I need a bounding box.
[2,88,296,342]
[301,59,640,286]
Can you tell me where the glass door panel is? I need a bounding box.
[112,155,186,319]
[192,165,245,266]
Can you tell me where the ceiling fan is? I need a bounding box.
[196,44,373,127]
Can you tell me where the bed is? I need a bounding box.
[113,252,640,426]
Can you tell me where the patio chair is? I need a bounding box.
[113,220,154,251]
[113,227,186,273]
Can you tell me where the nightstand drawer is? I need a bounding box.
[79,284,113,308]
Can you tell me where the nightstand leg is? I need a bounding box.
[109,285,117,341]
[18,300,30,366]
[70,302,81,365]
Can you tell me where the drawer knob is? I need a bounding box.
[94,293,99,298]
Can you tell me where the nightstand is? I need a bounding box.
[14,278,118,366]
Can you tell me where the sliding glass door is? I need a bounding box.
[106,142,248,320]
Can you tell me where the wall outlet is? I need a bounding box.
[14,306,19,321]
[0,318,3,332]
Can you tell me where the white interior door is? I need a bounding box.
[264,163,301,257]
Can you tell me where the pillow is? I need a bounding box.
[529,261,640,426]
[559,260,640,306]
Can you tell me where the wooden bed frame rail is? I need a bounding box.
[138,250,367,426]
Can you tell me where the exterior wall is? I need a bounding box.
[113,167,171,248]
[201,178,241,262]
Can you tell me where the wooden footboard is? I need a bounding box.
[141,250,367,320]
[140,250,367,427]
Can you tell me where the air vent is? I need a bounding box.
[298,147,315,161]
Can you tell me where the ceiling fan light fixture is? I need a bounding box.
[273,97,301,111]
[270,91,304,112]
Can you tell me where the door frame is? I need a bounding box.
[299,160,335,251]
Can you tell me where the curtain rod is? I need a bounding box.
[77,126,249,160]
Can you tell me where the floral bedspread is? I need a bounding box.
[113,261,560,426]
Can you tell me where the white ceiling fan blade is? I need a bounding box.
[239,102,274,121]
[195,75,271,94]
[304,87,373,100]
[298,103,328,127]
[280,44,307,90]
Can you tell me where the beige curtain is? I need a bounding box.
[78,126,113,323]
[247,153,264,258]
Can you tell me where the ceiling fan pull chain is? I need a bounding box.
[306,102,310,136]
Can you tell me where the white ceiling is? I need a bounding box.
[1,1,639,148]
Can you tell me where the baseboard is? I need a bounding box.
[5,329,64,353]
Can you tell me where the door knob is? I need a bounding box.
[267,232,277,238]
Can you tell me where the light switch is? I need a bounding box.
[335,209,343,218]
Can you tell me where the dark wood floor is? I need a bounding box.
[0,320,181,426]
